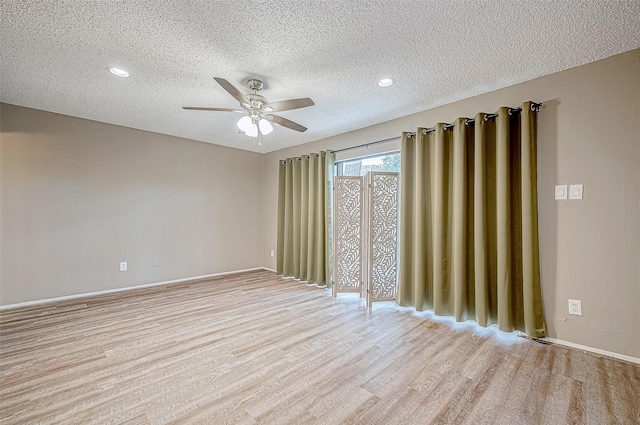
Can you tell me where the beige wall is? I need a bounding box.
[262,50,640,358]
[1,104,264,305]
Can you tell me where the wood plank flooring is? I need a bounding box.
[1,270,638,424]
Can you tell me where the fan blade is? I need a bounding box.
[214,77,249,105]
[182,107,243,112]
[266,114,308,132]
[265,98,315,113]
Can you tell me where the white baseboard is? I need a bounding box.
[262,267,276,273]
[543,337,640,365]
[0,267,271,311]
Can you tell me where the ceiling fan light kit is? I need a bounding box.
[259,119,273,135]
[237,116,273,137]
[183,77,314,142]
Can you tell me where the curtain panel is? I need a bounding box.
[277,151,335,287]
[398,102,545,337]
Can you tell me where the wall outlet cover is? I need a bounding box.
[568,299,582,316]
[119,261,127,271]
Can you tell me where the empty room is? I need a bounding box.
[1,1,639,424]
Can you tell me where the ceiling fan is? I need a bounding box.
[183,77,314,141]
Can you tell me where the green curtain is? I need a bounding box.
[398,102,545,337]
[277,151,335,287]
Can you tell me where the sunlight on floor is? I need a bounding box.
[332,292,523,347]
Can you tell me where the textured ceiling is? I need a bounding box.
[1,1,639,153]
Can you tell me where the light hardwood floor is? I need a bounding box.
[1,270,638,424]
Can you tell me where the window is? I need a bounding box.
[335,152,401,176]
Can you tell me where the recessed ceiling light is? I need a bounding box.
[377,78,395,88]
[108,67,130,78]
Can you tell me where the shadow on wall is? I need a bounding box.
[1,103,66,135]
[537,98,560,338]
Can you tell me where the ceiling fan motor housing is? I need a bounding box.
[245,79,267,117]
[243,94,269,118]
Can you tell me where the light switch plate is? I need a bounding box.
[555,185,567,200]
[569,184,583,200]
[120,261,127,271]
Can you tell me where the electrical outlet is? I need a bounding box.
[120,261,128,271]
[152,257,159,267]
[568,299,582,316]
[270,249,275,258]
[555,185,567,200]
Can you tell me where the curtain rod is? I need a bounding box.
[406,102,542,137]
[280,152,326,165]
[328,102,541,151]
[330,136,401,154]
